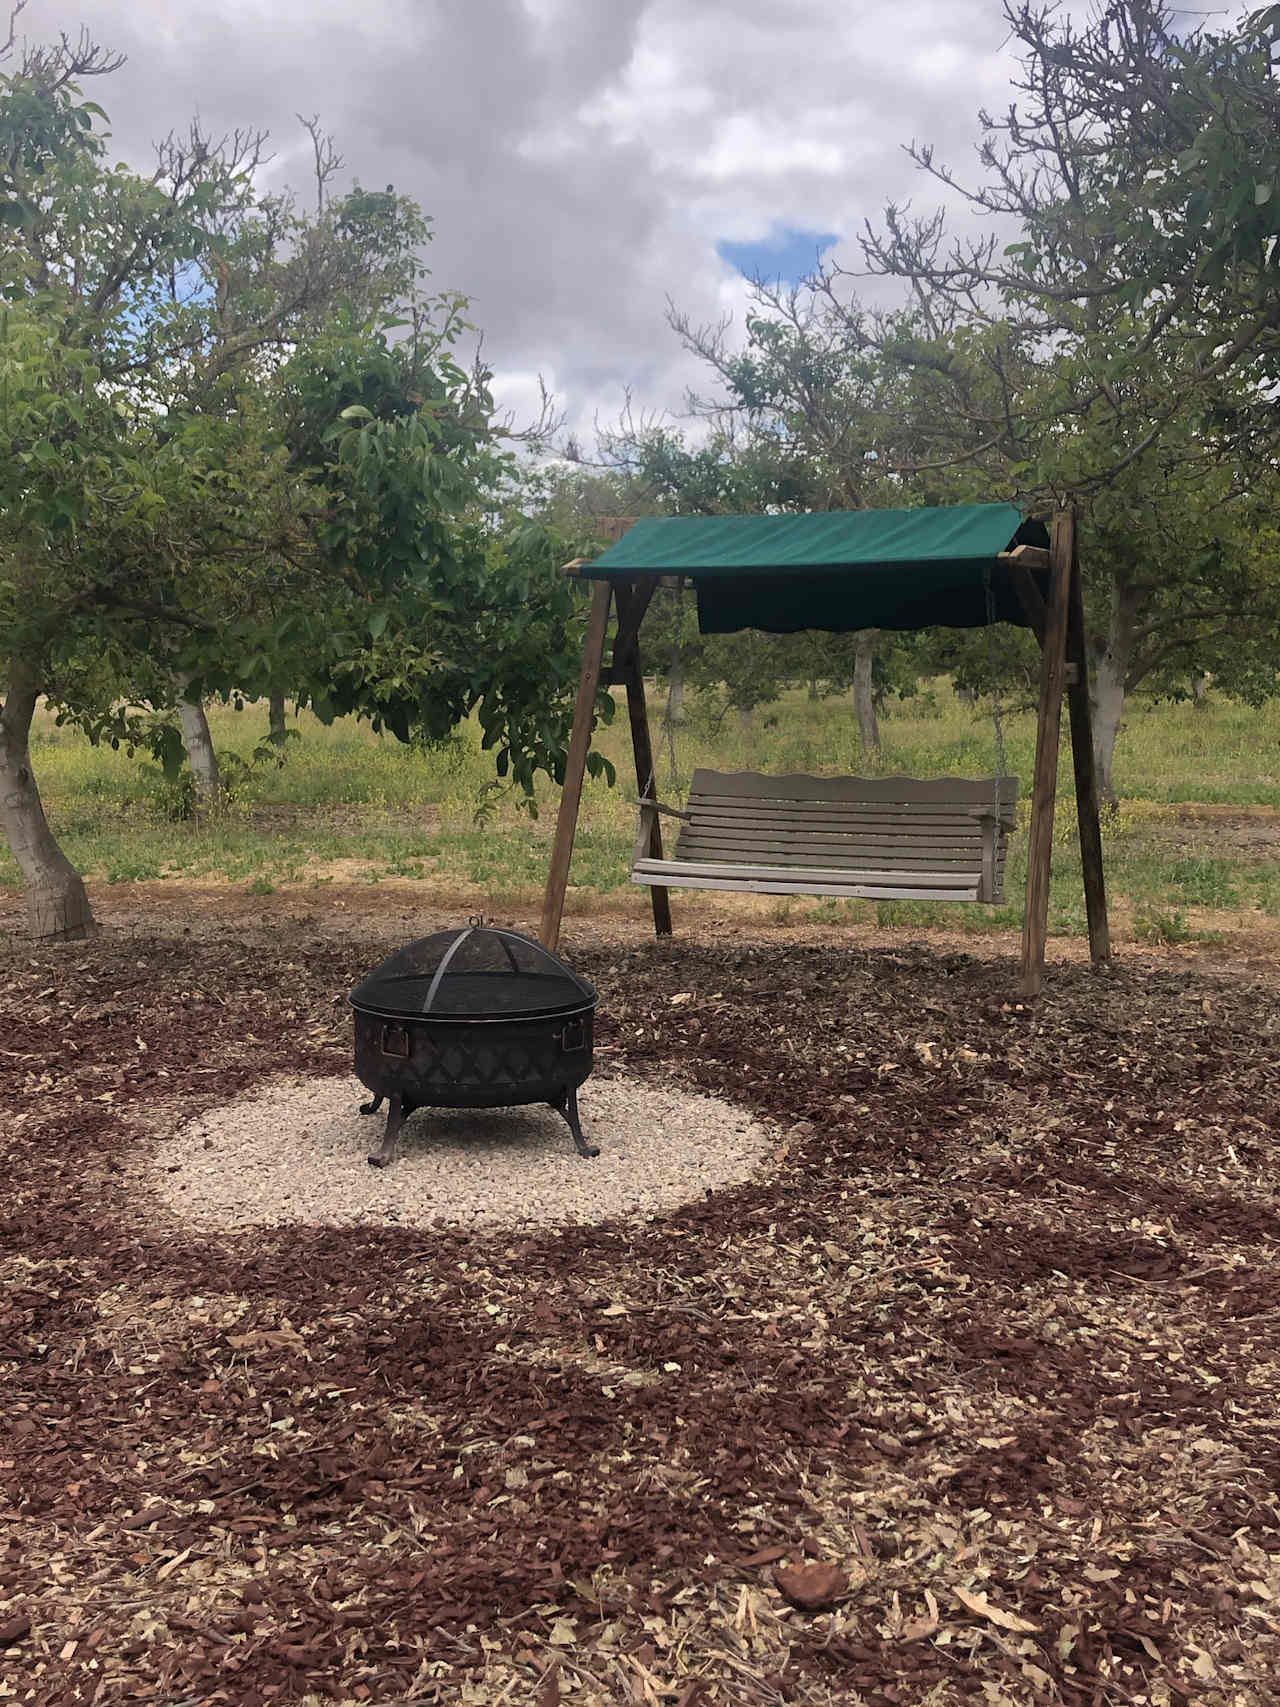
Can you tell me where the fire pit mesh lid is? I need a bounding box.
[349,924,596,1020]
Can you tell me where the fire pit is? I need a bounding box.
[349,922,599,1167]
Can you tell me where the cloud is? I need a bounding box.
[22,0,1039,442]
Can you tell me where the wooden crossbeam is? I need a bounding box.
[998,545,1051,573]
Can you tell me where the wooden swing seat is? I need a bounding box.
[632,769,1019,905]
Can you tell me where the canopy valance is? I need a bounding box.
[582,502,1048,634]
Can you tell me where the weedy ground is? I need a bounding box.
[6,683,1280,945]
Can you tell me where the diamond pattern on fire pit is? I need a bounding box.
[421,1036,543,1087]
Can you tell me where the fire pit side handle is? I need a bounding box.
[555,1017,588,1055]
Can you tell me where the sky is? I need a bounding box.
[24,0,1035,442]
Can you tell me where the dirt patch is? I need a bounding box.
[1154,803,1280,856]
[238,802,444,834]
[6,870,1280,968]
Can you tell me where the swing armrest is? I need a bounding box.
[635,796,693,822]
[969,806,1017,829]
[972,796,1019,901]
[632,796,689,871]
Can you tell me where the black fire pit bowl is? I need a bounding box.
[349,921,598,1167]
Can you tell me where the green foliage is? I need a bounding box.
[258,314,612,800]
[1141,6,1280,295]
[134,740,282,821]
[0,27,607,931]
[854,3,1280,494]
[135,762,198,824]
[1133,907,1192,946]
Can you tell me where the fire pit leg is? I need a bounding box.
[359,1094,384,1116]
[551,1086,599,1159]
[368,1094,411,1169]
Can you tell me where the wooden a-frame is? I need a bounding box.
[1014,506,1110,996]
[539,570,673,950]
[539,506,1110,998]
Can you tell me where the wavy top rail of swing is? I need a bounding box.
[682,769,1019,810]
[580,502,1052,636]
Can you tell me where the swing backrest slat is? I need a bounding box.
[663,770,1018,901]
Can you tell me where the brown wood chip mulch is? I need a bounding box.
[3,918,1280,1706]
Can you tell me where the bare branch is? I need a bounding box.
[86,592,217,634]
[19,26,126,86]
[296,113,342,215]
[2,0,28,60]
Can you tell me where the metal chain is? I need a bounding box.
[982,559,1008,827]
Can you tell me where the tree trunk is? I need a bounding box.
[1192,672,1210,711]
[0,660,95,939]
[176,678,220,805]
[853,630,880,756]
[808,677,820,702]
[269,688,288,744]
[1091,576,1141,808]
[664,654,684,727]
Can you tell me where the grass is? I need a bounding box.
[6,684,1279,939]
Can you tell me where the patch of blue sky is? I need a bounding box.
[716,226,840,287]
[119,259,213,333]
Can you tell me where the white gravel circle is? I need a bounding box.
[151,1073,776,1231]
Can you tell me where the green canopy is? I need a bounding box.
[583,502,1044,634]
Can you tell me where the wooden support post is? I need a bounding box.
[539,580,612,950]
[1065,537,1111,968]
[1020,508,1074,999]
[613,577,671,937]
[623,659,673,940]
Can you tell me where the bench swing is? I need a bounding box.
[629,581,1018,907]
[539,503,1111,997]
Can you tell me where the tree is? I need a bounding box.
[858,0,1280,480]
[634,2,1280,801]
[0,25,601,937]
[686,282,1280,798]
[849,0,1280,797]
[124,116,438,796]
